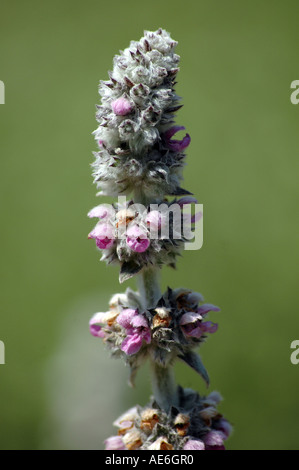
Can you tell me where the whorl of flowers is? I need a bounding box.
[90,288,219,386]
[88,197,199,282]
[92,28,191,200]
[88,29,231,450]
[104,390,232,450]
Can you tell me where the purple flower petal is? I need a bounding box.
[180,311,205,338]
[146,210,163,230]
[163,126,191,152]
[121,333,143,355]
[89,323,105,338]
[104,435,126,450]
[88,223,115,249]
[117,308,151,355]
[205,445,225,451]
[214,419,232,439]
[127,236,150,252]
[204,431,225,447]
[117,420,133,430]
[141,328,151,344]
[191,211,203,223]
[126,225,150,253]
[180,312,202,325]
[183,439,205,450]
[88,205,114,219]
[164,125,185,140]
[113,406,138,427]
[96,238,114,250]
[176,196,198,207]
[200,321,218,334]
[131,314,149,329]
[185,326,204,338]
[88,223,102,239]
[126,225,148,239]
[89,311,107,324]
[89,311,110,338]
[111,97,133,116]
[169,134,190,152]
[117,309,138,329]
[197,303,220,316]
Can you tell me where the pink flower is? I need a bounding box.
[191,211,202,223]
[163,126,191,152]
[214,418,232,439]
[88,223,115,249]
[204,431,226,450]
[126,225,150,253]
[113,406,138,428]
[87,204,115,220]
[104,435,127,450]
[117,309,151,355]
[89,311,107,338]
[177,197,202,225]
[200,321,218,334]
[183,439,205,450]
[197,303,220,316]
[111,97,133,116]
[180,312,204,338]
[89,309,120,338]
[180,304,220,338]
[146,210,163,230]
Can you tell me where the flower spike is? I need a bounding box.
[88,29,231,450]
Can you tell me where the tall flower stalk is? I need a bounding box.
[88,29,231,450]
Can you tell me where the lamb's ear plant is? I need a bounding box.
[88,28,231,451]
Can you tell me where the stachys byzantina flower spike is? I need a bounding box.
[88,29,232,450]
[92,28,191,201]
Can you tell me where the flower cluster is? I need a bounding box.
[90,288,219,386]
[92,28,191,200]
[104,389,232,450]
[88,198,199,282]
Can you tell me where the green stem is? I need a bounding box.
[138,267,179,412]
[133,188,156,206]
[137,267,161,309]
[150,362,179,412]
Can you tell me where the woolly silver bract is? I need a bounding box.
[92,28,190,200]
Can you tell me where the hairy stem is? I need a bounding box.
[133,187,158,206]
[150,362,179,413]
[137,267,161,309]
[138,267,179,412]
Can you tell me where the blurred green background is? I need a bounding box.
[1,0,299,450]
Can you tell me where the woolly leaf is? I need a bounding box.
[119,261,142,283]
[178,351,209,386]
